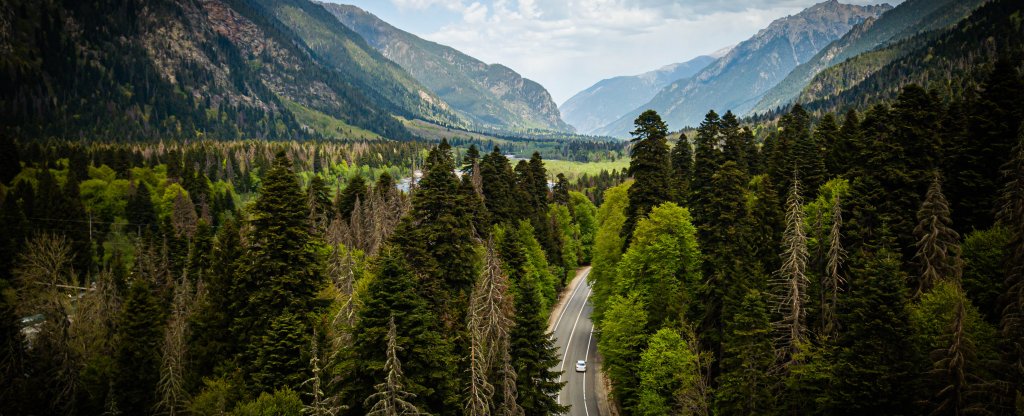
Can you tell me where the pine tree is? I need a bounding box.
[913,173,963,298]
[365,317,426,416]
[508,240,567,416]
[716,289,776,415]
[114,279,165,416]
[191,217,242,378]
[623,110,673,245]
[831,249,913,415]
[480,146,526,224]
[337,174,368,221]
[235,151,321,392]
[670,133,693,205]
[391,139,481,333]
[998,127,1024,406]
[774,174,810,364]
[690,110,723,234]
[345,247,457,415]
[552,173,570,206]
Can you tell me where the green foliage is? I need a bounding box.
[115,279,165,416]
[636,327,709,416]
[598,294,649,410]
[616,203,701,330]
[509,263,567,415]
[569,191,598,263]
[231,388,303,416]
[716,289,776,415]
[590,181,632,323]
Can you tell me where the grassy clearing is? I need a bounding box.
[282,98,383,140]
[544,158,629,181]
[399,117,512,144]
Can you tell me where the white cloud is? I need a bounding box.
[380,0,898,103]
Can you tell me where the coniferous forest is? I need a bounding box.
[2,0,1024,415]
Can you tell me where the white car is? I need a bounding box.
[575,360,586,372]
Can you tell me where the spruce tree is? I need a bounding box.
[623,109,673,245]
[816,113,843,178]
[716,289,776,415]
[913,173,963,298]
[306,176,333,234]
[481,146,525,224]
[509,272,566,415]
[235,151,320,392]
[191,217,243,379]
[337,174,368,221]
[126,181,157,233]
[345,247,457,415]
[690,110,723,235]
[670,133,693,205]
[252,313,308,394]
[831,248,913,415]
[114,279,165,416]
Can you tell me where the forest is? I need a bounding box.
[587,60,1024,415]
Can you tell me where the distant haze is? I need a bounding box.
[326,0,901,104]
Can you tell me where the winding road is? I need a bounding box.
[550,267,603,415]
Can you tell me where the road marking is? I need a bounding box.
[552,269,589,333]
[557,286,592,407]
[583,324,594,415]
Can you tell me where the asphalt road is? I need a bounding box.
[550,268,601,416]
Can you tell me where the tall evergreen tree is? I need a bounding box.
[235,151,321,393]
[816,114,843,178]
[670,133,693,205]
[716,289,776,415]
[690,110,723,233]
[480,146,525,224]
[509,270,566,415]
[623,109,672,245]
[337,174,368,221]
[831,248,913,415]
[114,279,165,416]
[913,174,963,298]
[365,317,426,416]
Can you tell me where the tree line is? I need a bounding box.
[0,135,598,415]
[589,59,1024,415]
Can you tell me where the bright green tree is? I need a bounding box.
[598,294,649,410]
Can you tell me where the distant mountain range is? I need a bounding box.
[559,55,717,135]
[594,0,891,137]
[321,3,573,134]
[0,0,571,140]
[750,0,986,114]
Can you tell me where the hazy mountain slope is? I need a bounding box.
[801,0,1024,114]
[0,0,439,140]
[597,0,890,137]
[559,55,716,135]
[751,0,986,114]
[246,0,463,128]
[321,3,573,133]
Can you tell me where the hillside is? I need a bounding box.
[596,0,890,137]
[0,0,466,140]
[559,55,716,135]
[799,0,1024,114]
[321,3,573,134]
[751,0,986,114]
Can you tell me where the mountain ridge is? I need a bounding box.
[595,0,891,137]
[321,2,573,134]
[559,55,716,135]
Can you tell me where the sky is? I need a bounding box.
[326,0,895,105]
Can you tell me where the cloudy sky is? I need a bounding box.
[327,0,894,105]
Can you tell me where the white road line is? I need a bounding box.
[583,321,594,416]
[552,270,589,333]
[557,286,592,407]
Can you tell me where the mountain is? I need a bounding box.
[559,55,717,135]
[751,0,986,114]
[320,3,573,133]
[799,0,1024,115]
[596,0,891,137]
[0,0,462,140]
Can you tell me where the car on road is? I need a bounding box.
[575,360,586,372]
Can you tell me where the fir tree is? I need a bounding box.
[816,113,843,178]
[307,176,333,234]
[670,133,693,205]
[337,174,368,221]
[252,313,308,394]
[552,173,570,206]
[235,151,321,392]
[716,289,776,415]
[690,110,723,235]
[831,248,913,415]
[365,317,426,416]
[913,173,963,298]
[114,279,165,416]
[126,181,157,233]
[480,146,525,224]
[507,239,567,415]
[623,109,673,245]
